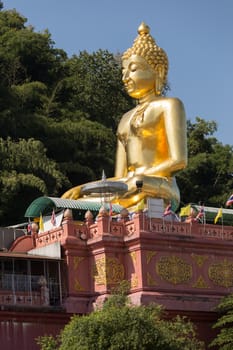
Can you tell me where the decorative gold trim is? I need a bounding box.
[94,257,107,285]
[156,255,192,285]
[130,251,137,264]
[192,275,209,289]
[74,278,85,291]
[147,272,157,286]
[146,251,157,264]
[208,258,233,288]
[191,254,208,267]
[93,256,125,285]
[73,256,84,270]
[131,273,138,288]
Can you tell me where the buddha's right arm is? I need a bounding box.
[114,140,128,178]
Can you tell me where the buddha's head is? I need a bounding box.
[122,23,168,97]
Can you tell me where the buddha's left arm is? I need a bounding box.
[165,98,187,173]
[144,98,187,177]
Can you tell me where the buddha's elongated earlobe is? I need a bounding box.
[155,64,165,95]
[155,76,162,95]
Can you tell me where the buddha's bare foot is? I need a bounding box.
[112,192,146,208]
[61,185,82,199]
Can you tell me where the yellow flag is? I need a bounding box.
[214,208,222,224]
[136,199,145,212]
[180,204,191,217]
[39,213,44,232]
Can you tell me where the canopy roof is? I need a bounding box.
[24,196,123,218]
[191,204,233,226]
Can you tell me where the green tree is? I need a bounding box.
[177,117,233,207]
[0,6,133,194]
[63,50,134,131]
[0,137,69,225]
[0,8,68,140]
[35,49,134,188]
[36,335,59,350]
[0,7,128,210]
[0,8,67,87]
[37,285,204,350]
[44,118,116,187]
[209,293,233,349]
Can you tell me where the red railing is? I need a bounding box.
[34,214,233,249]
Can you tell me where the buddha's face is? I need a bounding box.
[122,55,156,99]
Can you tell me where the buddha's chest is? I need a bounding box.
[118,104,164,145]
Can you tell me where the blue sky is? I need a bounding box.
[3,0,233,146]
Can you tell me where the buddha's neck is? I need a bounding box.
[138,90,158,104]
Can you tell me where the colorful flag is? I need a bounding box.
[109,202,113,217]
[226,194,233,207]
[214,208,222,224]
[27,219,32,233]
[163,203,172,217]
[195,206,205,222]
[180,204,191,217]
[39,213,44,232]
[136,198,145,212]
[51,209,56,226]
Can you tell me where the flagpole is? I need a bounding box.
[203,212,206,235]
[162,215,165,233]
[170,212,174,232]
[189,219,192,236]
[221,214,224,239]
[143,208,145,231]
[147,199,152,231]
[108,202,112,233]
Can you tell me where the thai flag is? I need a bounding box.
[51,209,56,226]
[163,203,172,217]
[226,194,233,207]
[195,206,204,221]
[27,220,32,233]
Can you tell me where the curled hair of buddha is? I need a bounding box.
[122,22,169,91]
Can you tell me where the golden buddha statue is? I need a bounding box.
[62,22,187,210]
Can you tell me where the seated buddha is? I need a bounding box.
[62,22,187,211]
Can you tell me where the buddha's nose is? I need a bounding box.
[122,70,130,83]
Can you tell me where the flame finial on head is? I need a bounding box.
[137,22,150,35]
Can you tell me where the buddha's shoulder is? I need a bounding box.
[119,108,136,122]
[149,96,185,109]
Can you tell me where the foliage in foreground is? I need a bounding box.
[209,293,233,349]
[37,285,205,350]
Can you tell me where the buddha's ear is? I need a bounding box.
[155,64,165,79]
[155,64,165,95]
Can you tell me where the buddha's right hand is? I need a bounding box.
[122,175,143,197]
